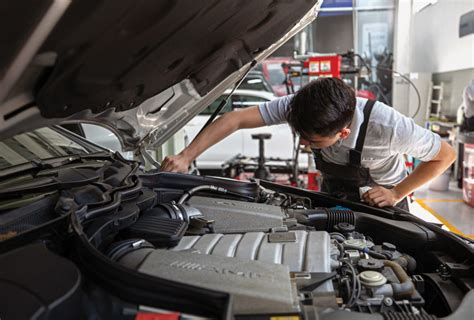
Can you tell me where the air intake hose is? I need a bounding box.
[178,185,254,204]
[286,208,355,231]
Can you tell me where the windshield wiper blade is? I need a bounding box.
[0,151,114,179]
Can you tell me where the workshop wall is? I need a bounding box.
[411,0,474,73]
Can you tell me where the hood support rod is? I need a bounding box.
[194,60,257,139]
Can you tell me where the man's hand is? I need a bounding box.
[362,186,403,207]
[160,106,266,173]
[161,154,192,173]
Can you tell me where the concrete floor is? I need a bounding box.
[411,181,474,238]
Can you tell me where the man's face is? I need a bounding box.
[299,127,351,149]
[300,134,340,149]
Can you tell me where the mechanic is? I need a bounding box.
[458,80,474,132]
[161,77,456,210]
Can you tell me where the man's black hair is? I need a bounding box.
[287,77,356,138]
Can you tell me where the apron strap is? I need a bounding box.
[349,99,376,165]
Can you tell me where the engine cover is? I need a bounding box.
[173,231,332,275]
[117,231,333,315]
[188,196,287,233]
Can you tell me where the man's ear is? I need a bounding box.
[340,127,351,139]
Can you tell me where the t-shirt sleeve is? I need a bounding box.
[258,94,294,125]
[390,109,441,162]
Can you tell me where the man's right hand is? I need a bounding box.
[160,106,266,173]
[161,153,192,173]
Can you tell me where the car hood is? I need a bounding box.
[0,0,321,151]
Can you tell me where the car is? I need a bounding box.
[255,57,301,96]
[184,89,307,173]
[239,70,275,94]
[1,2,473,320]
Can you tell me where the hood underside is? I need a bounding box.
[0,0,321,150]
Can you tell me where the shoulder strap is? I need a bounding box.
[349,99,376,165]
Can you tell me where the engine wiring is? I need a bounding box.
[342,260,362,308]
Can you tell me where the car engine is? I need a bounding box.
[1,156,472,320]
[108,191,426,316]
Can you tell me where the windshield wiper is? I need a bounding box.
[0,151,114,179]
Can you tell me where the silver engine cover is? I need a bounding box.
[187,196,287,233]
[118,230,333,315]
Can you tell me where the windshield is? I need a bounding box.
[199,97,233,115]
[0,127,98,170]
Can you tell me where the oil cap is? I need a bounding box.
[334,222,355,233]
[359,271,387,287]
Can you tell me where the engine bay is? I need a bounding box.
[1,154,473,319]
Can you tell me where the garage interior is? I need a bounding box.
[77,0,473,238]
[1,0,474,319]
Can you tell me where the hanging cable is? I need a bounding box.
[352,52,422,119]
[377,66,422,119]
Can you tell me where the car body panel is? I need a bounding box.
[0,0,322,151]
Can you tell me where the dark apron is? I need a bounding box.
[313,100,410,211]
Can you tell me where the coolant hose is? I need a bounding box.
[383,260,415,299]
[394,254,417,273]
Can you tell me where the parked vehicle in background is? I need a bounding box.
[184,89,307,172]
[239,70,275,94]
[255,57,299,96]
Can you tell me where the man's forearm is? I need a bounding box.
[393,141,456,199]
[394,161,449,198]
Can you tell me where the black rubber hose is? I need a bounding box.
[384,260,415,299]
[394,254,417,273]
[326,209,356,231]
[330,232,346,243]
[288,210,328,229]
[177,185,254,204]
[286,208,356,231]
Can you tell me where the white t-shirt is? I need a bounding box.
[258,95,441,186]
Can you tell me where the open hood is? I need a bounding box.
[0,0,321,151]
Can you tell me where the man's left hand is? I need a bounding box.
[362,186,403,207]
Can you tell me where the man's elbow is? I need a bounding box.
[437,141,456,166]
[446,143,456,165]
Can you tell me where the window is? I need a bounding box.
[267,63,286,85]
[199,97,233,115]
[239,78,267,92]
[239,74,273,93]
[200,94,270,115]
[232,95,269,108]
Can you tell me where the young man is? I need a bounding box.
[162,77,456,210]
